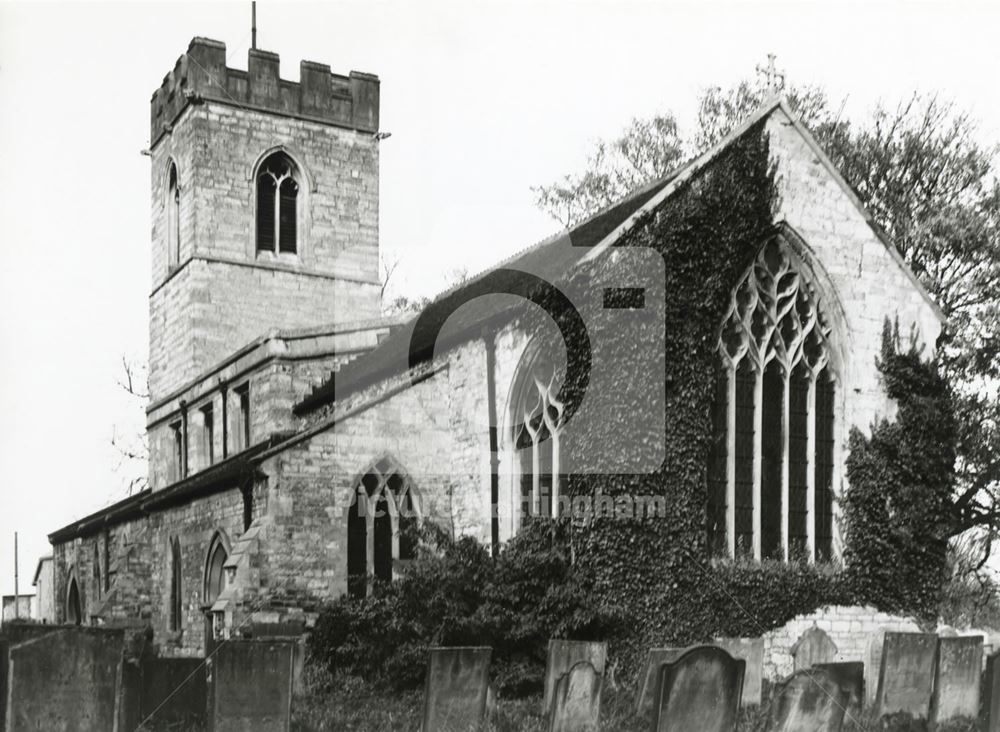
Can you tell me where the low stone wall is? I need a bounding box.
[761,605,921,681]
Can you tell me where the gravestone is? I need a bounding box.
[931,635,983,723]
[875,632,938,719]
[652,645,745,732]
[421,646,492,732]
[549,661,602,732]
[714,636,763,705]
[763,666,849,732]
[863,628,888,707]
[792,627,838,671]
[635,648,686,715]
[5,628,124,732]
[210,640,294,732]
[139,656,207,730]
[984,650,1000,732]
[0,635,9,732]
[815,661,864,727]
[541,640,606,714]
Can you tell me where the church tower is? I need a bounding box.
[147,38,381,402]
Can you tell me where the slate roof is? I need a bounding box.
[293,168,686,414]
[294,96,945,416]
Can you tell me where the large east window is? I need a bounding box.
[707,238,836,562]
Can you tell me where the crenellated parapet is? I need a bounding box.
[150,37,380,146]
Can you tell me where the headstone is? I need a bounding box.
[763,667,849,732]
[791,627,838,671]
[863,628,888,707]
[875,632,938,719]
[139,657,207,729]
[931,635,983,723]
[652,645,745,732]
[5,628,124,732]
[210,640,294,732]
[549,661,602,732]
[984,650,1000,732]
[635,648,685,715]
[714,636,764,705]
[421,646,492,732]
[541,640,606,714]
[815,661,864,727]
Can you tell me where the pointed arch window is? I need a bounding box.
[255,152,299,255]
[345,458,419,599]
[205,533,228,606]
[708,238,837,562]
[66,577,82,626]
[167,162,181,267]
[169,537,183,631]
[92,543,102,597]
[511,352,565,523]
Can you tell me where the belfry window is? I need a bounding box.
[167,163,180,268]
[346,457,419,599]
[511,351,565,523]
[707,238,836,562]
[255,152,299,255]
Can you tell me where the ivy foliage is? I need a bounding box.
[310,123,964,696]
[840,322,958,622]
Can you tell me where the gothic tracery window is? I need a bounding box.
[708,238,836,561]
[255,152,299,255]
[346,458,419,599]
[511,352,565,523]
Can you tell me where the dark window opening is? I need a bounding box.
[200,403,215,467]
[234,384,250,453]
[734,360,755,557]
[170,421,184,482]
[205,537,227,606]
[760,362,784,560]
[167,163,180,267]
[169,538,182,631]
[373,494,392,583]
[347,488,367,599]
[788,365,810,559]
[66,579,82,625]
[815,369,836,561]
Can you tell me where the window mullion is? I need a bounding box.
[781,366,790,561]
[752,365,763,562]
[806,371,817,562]
[726,363,737,558]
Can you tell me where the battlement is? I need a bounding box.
[150,37,379,145]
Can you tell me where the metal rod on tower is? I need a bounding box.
[13,531,19,619]
[252,2,257,50]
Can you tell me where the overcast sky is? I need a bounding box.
[1,0,998,597]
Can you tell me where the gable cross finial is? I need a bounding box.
[756,53,786,93]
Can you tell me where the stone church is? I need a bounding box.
[47,37,943,657]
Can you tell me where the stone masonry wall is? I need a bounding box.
[148,95,380,401]
[51,487,251,658]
